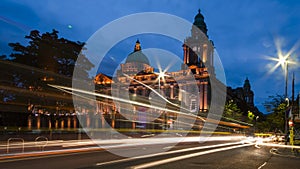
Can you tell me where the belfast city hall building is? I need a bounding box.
[93,10,229,131]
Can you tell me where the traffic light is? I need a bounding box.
[288,120,294,127]
[248,111,254,120]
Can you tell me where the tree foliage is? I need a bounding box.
[1,29,94,114]
[8,29,93,79]
[223,100,243,121]
[258,94,288,132]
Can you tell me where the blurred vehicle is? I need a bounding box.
[278,135,285,142]
[271,135,285,142]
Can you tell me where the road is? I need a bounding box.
[0,138,299,169]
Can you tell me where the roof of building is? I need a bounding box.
[125,40,150,65]
[193,9,208,36]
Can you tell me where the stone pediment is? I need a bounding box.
[94,73,113,85]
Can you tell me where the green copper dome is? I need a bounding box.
[125,51,150,65]
[125,40,150,65]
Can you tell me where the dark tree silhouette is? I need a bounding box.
[256,94,287,132]
[1,29,94,116]
[9,29,93,78]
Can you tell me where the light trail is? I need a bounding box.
[0,136,246,153]
[0,84,72,101]
[258,162,267,169]
[252,137,300,150]
[96,139,249,167]
[0,146,103,162]
[123,73,192,113]
[48,84,204,121]
[0,60,73,81]
[130,142,254,169]
[48,84,251,129]
[0,16,31,32]
[0,136,248,162]
[256,142,300,149]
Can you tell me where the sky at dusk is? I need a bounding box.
[1,0,300,113]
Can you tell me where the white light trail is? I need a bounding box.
[48,84,204,121]
[96,139,249,167]
[123,73,193,113]
[130,143,254,169]
[256,142,300,149]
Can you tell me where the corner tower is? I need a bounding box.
[243,78,254,106]
[183,9,214,75]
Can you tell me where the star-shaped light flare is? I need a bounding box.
[264,38,298,75]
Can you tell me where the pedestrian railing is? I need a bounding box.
[35,136,48,151]
[7,138,24,154]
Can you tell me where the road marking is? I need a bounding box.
[130,143,253,169]
[269,147,300,159]
[96,141,245,166]
[163,146,173,150]
[255,144,261,149]
[258,162,267,169]
[269,148,278,154]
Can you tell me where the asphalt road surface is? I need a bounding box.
[0,141,299,169]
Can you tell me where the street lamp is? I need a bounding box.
[277,55,290,145]
[267,52,295,144]
[265,39,298,145]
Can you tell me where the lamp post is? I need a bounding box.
[285,96,290,145]
[284,57,289,145]
[281,54,294,145]
[284,58,289,99]
[272,53,290,144]
[266,41,297,145]
[269,53,290,144]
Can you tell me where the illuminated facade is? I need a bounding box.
[94,10,219,129]
[20,10,242,131]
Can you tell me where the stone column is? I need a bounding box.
[48,120,52,129]
[28,115,32,130]
[132,106,136,129]
[86,115,90,128]
[55,120,58,129]
[95,116,99,128]
[37,115,40,129]
[170,85,174,99]
[67,117,71,129]
[73,116,77,128]
[61,119,64,129]
[134,87,137,96]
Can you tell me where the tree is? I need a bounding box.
[0,55,6,60]
[261,94,288,132]
[2,29,94,114]
[9,29,94,79]
[223,100,243,122]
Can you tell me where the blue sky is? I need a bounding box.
[1,0,300,113]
